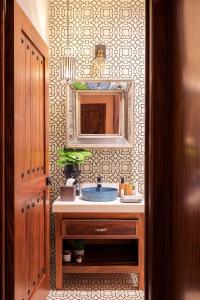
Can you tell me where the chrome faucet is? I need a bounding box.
[96,176,102,191]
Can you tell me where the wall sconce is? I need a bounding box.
[92,44,106,77]
[60,56,77,83]
[60,0,77,83]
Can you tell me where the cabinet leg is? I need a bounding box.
[138,273,144,290]
[139,237,144,290]
[56,215,63,289]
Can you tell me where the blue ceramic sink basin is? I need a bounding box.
[81,187,118,202]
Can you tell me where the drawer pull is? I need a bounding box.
[94,228,108,233]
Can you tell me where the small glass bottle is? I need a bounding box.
[124,183,133,196]
[119,177,125,197]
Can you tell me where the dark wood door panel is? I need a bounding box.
[17,33,26,182]
[30,43,36,180]
[39,56,45,176]
[15,201,27,300]
[31,198,38,290]
[25,37,32,180]
[17,34,46,183]
[35,50,40,178]
[26,199,33,297]
[16,192,47,300]
[35,192,46,282]
[19,175,47,199]
[39,193,45,279]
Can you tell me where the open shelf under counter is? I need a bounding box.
[63,241,139,273]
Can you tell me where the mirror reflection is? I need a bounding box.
[80,94,120,135]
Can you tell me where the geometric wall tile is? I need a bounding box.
[49,0,145,287]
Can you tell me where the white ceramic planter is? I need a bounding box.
[63,250,72,262]
[74,249,84,257]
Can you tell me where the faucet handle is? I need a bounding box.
[96,176,102,191]
[97,176,102,183]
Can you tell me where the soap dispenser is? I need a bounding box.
[73,179,80,196]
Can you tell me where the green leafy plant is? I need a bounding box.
[57,148,92,167]
[73,239,85,250]
[71,81,88,90]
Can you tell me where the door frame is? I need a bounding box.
[0,1,5,299]
[145,1,172,299]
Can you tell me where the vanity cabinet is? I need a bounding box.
[55,211,144,290]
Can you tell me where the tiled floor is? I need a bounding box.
[47,273,144,300]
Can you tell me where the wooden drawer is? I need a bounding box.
[62,219,138,237]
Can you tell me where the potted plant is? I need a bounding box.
[73,239,85,257]
[57,147,92,180]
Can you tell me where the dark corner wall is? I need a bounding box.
[0,1,5,299]
[146,1,200,300]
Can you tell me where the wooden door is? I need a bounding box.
[0,1,5,300]
[5,3,49,300]
[81,104,106,134]
[146,0,200,299]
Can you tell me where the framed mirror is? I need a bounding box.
[66,80,134,148]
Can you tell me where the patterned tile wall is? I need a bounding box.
[49,0,145,193]
[49,0,145,287]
